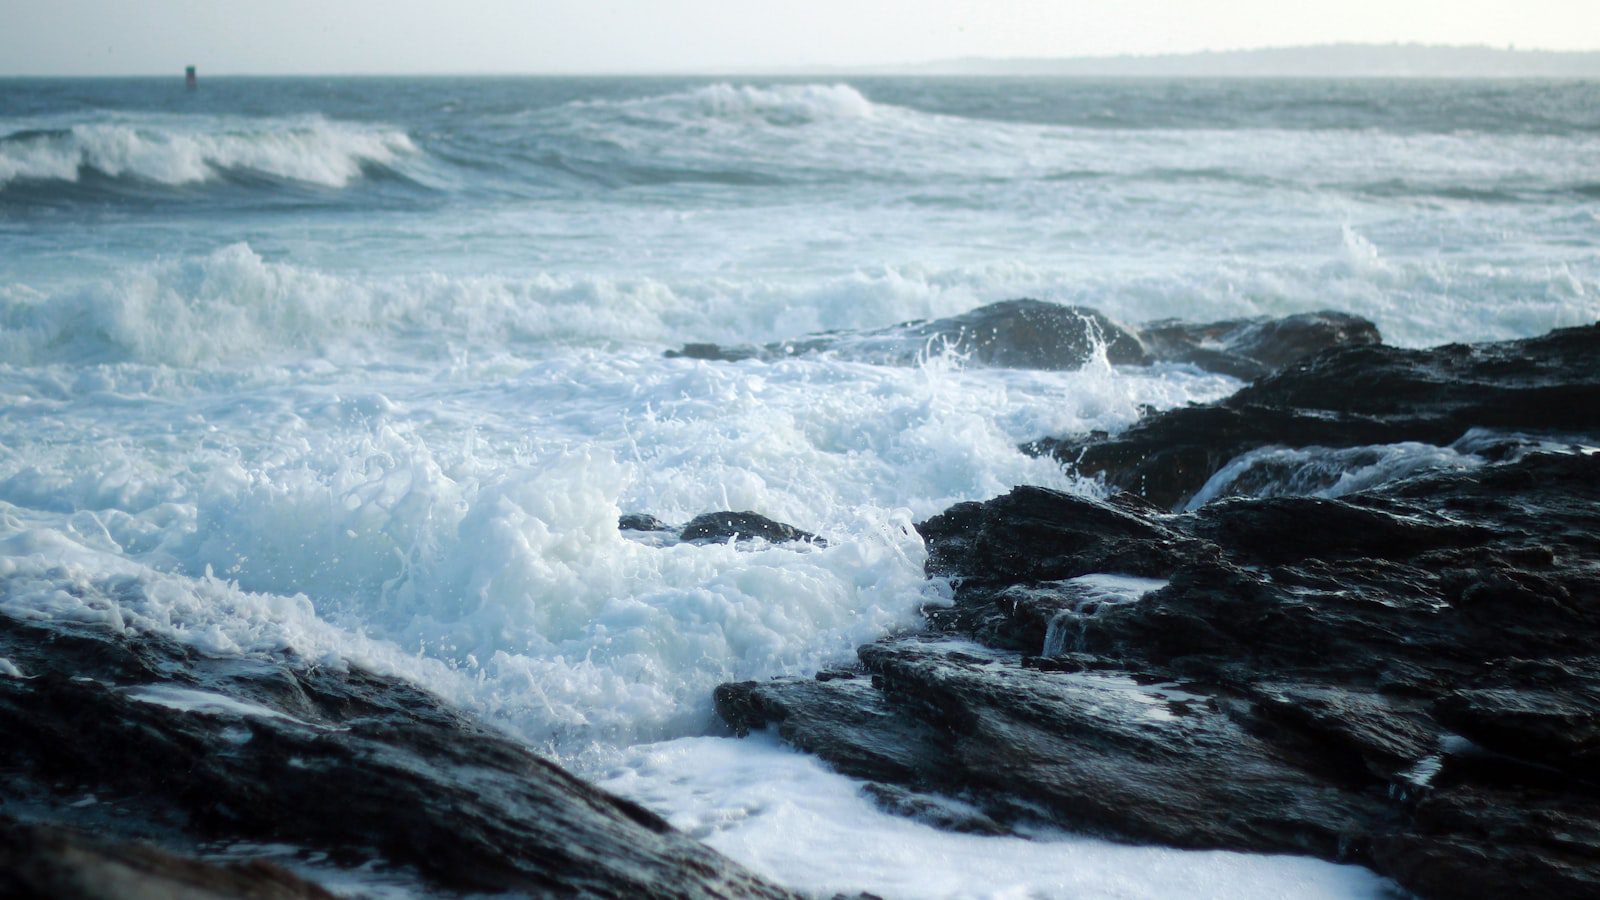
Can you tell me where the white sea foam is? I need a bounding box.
[596,734,1398,900]
[0,325,1217,748]
[0,115,416,188]
[3,242,1593,371]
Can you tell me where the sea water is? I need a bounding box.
[3,76,1596,897]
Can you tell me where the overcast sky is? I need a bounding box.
[4,0,1598,75]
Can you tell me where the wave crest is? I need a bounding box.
[0,115,418,190]
[0,244,1055,368]
[574,83,882,126]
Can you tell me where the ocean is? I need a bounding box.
[3,76,1597,897]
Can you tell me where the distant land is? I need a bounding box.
[888,44,1600,78]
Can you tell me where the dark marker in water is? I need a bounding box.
[185,65,196,90]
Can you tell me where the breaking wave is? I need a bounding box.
[2,238,1595,369]
[566,82,883,126]
[0,115,419,192]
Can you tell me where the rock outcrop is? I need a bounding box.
[717,323,1600,900]
[1031,322,1600,509]
[0,614,797,899]
[669,299,1379,379]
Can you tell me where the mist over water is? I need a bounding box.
[3,76,1595,898]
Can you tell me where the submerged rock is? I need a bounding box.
[718,322,1600,900]
[0,615,797,899]
[668,299,1378,378]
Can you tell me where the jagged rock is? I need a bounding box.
[0,616,798,899]
[668,299,1378,377]
[1032,322,1600,509]
[718,437,1600,897]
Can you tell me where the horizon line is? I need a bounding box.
[5,41,1600,79]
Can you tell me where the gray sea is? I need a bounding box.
[2,76,1596,897]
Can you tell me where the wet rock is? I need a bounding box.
[668,299,1378,377]
[1137,310,1381,379]
[0,817,336,900]
[619,512,672,532]
[671,342,761,363]
[858,783,1013,836]
[618,510,826,547]
[1033,322,1600,509]
[0,615,798,899]
[670,299,1145,370]
[680,511,825,546]
[718,436,1600,897]
[723,639,1389,857]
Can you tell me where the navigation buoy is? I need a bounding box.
[185,65,197,90]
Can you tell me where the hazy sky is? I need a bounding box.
[4,0,1599,75]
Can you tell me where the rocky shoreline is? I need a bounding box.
[718,321,1600,899]
[5,306,1596,898]
[0,614,797,898]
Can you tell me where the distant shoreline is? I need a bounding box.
[892,43,1600,78]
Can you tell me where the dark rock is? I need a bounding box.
[716,673,945,787]
[718,442,1600,898]
[618,511,826,547]
[869,300,1149,369]
[1033,322,1600,509]
[1137,310,1382,380]
[0,816,336,900]
[680,511,825,546]
[671,299,1144,369]
[0,615,798,899]
[668,299,1379,377]
[671,342,761,363]
[723,639,1389,856]
[619,512,672,532]
[858,783,1012,836]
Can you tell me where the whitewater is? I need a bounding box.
[3,76,1597,898]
